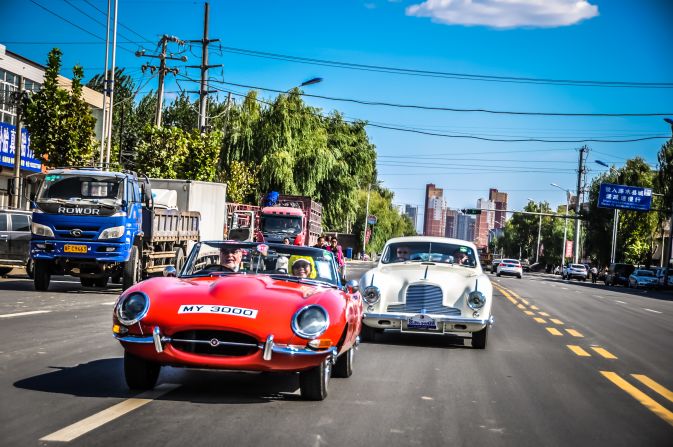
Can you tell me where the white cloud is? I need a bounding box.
[406,0,599,29]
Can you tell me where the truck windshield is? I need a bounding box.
[261,216,302,234]
[37,174,124,204]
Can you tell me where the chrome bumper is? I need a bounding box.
[363,312,494,331]
[113,327,336,362]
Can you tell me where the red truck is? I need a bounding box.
[224,195,322,246]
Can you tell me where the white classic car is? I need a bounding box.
[358,236,494,349]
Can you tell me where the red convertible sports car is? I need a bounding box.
[112,241,363,400]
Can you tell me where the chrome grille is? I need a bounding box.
[387,284,461,316]
[171,330,260,357]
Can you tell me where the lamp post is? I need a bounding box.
[596,160,619,264]
[285,77,323,93]
[551,183,571,270]
[528,198,542,264]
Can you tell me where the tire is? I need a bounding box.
[332,346,354,378]
[33,260,51,291]
[299,357,331,400]
[174,247,185,273]
[472,326,488,349]
[496,273,501,277]
[111,272,122,284]
[80,277,96,287]
[517,274,522,279]
[122,246,141,291]
[26,259,34,279]
[359,325,378,342]
[94,277,109,288]
[124,351,160,390]
[0,267,12,276]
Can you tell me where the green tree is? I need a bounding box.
[135,125,188,178]
[177,130,222,181]
[219,160,259,203]
[163,92,198,131]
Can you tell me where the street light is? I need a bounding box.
[286,77,323,93]
[528,198,542,264]
[551,183,571,270]
[596,160,620,265]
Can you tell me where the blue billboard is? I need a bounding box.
[598,183,652,211]
[0,122,42,173]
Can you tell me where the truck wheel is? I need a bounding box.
[94,277,109,288]
[26,259,34,279]
[174,247,185,273]
[124,351,160,390]
[299,357,331,400]
[472,326,488,349]
[332,346,354,378]
[80,277,95,287]
[111,272,122,284]
[34,260,51,291]
[122,246,141,290]
[0,267,12,276]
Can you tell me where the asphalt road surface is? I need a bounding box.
[1,266,672,446]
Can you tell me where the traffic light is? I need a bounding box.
[461,208,482,215]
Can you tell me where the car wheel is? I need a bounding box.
[517,274,522,279]
[26,259,34,279]
[34,260,51,291]
[359,325,378,342]
[299,357,331,400]
[122,246,141,291]
[472,326,488,349]
[124,351,160,390]
[332,346,354,378]
[0,267,12,276]
[80,277,96,287]
[496,273,501,277]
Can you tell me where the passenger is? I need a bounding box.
[220,246,243,272]
[452,250,469,266]
[292,258,312,278]
[282,237,291,245]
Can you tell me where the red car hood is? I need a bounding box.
[127,275,340,341]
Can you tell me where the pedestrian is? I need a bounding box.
[313,236,327,249]
[590,265,598,283]
[327,237,345,276]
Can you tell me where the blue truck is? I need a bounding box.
[29,168,200,291]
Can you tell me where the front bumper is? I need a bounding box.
[363,312,494,334]
[31,239,131,263]
[498,268,522,276]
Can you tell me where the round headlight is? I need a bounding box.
[115,292,150,325]
[467,291,486,310]
[292,305,329,339]
[362,286,381,305]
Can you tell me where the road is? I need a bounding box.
[1,265,672,446]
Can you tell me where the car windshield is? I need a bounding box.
[380,241,477,267]
[261,215,302,234]
[635,270,654,276]
[502,259,519,264]
[181,241,339,286]
[37,173,124,204]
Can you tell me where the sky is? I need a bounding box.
[2,0,672,231]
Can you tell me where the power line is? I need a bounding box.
[217,45,673,89]
[81,0,154,43]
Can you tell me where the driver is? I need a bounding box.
[220,247,243,272]
[291,258,312,278]
[394,245,411,262]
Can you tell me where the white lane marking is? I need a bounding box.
[0,310,51,319]
[561,287,569,290]
[40,383,180,442]
[101,302,116,305]
[644,308,662,314]
[615,300,627,304]
[594,295,604,299]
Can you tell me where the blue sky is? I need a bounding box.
[2,0,672,230]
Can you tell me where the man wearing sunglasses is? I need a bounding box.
[220,247,243,272]
[395,246,412,262]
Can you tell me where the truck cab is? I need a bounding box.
[30,168,149,290]
[259,206,305,245]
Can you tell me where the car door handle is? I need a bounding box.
[0,235,8,239]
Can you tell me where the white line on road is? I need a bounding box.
[101,302,116,305]
[40,383,180,442]
[615,300,627,304]
[0,310,51,319]
[644,308,662,314]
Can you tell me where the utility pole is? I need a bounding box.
[186,2,221,132]
[11,76,25,209]
[362,184,371,258]
[136,35,187,128]
[104,0,119,168]
[574,146,587,263]
[99,0,112,167]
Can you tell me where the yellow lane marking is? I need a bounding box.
[517,304,526,310]
[530,305,539,310]
[520,298,529,305]
[533,317,547,323]
[601,371,673,427]
[550,318,564,325]
[40,384,180,442]
[566,329,583,338]
[591,347,617,359]
[524,310,535,316]
[546,327,563,336]
[494,285,518,305]
[538,312,550,317]
[631,375,673,404]
[567,345,591,357]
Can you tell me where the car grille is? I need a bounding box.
[387,284,461,316]
[170,330,260,357]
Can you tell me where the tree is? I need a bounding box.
[23,48,96,167]
[219,160,259,204]
[134,125,188,178]
[177,130,222,181]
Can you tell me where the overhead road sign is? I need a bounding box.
[598,183,652,212]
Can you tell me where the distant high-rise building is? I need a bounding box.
[474,198,495,248]
[445,209,458,238]
[489,188,508,229]
[467,217,476,242]
[404,204,418,229]
[456,213,474,241]
[423,184,446,237]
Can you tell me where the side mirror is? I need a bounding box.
[344,279,359,294]
[163,266,177,277]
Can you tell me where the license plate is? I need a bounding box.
[64,244,88,253]
[407,314,437,330]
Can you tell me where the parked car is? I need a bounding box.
[521,260,531,272]
[654,267,673,288]
[113,241,362,400]
[628,269,659,288]
[562,263,588,281]
[0,209,33,278]
[358,236,494,349]
[497,258,523,278]
[605,263,635,287]
[491,258,502,273]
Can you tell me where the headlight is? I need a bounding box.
[115,292,150,325]
[467,291,486,309]
[99,225,125,239]
[292,305,329,339]
[31,222,54,237]
[362,286,381,305]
